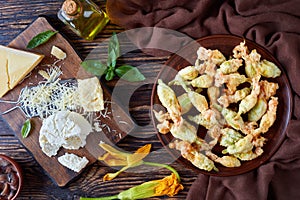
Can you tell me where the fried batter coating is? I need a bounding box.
[221,107,245,131]
[237,75,261,116]
[153,110,172,134]
[219,58,243,74]
[187,91,208,113]
[177,93,193,114]
[215,71,248,94]
[190,74,214,88]
[218,87,251,107]
[207,86,220,106]
[188,108,223,129]
[233,40,249,59]
[253,97,278,136]
[244,49,261,78]
[157,79,182,124]
[223,134,254,155]
[197,47,226,65]
[170,119,197,143]
[206,151,241,167]
[258,59,281,78]
[248,98,268,122]
[170,140,217,171]
[234,147,264,161]
[259,80,279,100]
[178,66,199,80]
[219,128,243,147]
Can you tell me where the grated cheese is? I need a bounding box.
[19,67,78,118]
[38,70,50,80]
[93,122,103,132]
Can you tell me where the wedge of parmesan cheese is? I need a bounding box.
[39,111,92,157]
[77,77,104,112]
[51,45,67,60]
[58,153,89,172]
[0,45,44,98]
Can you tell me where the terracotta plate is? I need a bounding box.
[151,35,292,176]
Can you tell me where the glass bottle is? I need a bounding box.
[58,0,109,40]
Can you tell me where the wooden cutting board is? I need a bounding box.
[0,17,135,187]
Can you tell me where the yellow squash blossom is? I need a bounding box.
[98,143,151,181]
[99,143,151,167]
[80,144,184,200]
[80,173,183,200]
[98,143,180,182]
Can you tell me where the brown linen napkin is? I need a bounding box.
[106,0,300,199]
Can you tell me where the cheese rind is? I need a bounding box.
[58,153,89,172]
[0,45,44,98]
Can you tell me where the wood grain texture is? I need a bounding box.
[0,0,198,199]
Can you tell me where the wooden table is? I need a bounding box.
[0,0,197,199]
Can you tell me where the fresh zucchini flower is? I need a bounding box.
[99,143,151,181]
[80,173,183,200]
[98,143,181,182]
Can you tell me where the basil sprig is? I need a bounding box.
[81,32,145,82]
[21,119,32,138]
[27,30,58,49]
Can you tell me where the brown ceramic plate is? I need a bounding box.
[151,35,292,176]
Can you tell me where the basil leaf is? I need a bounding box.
[21,119,31,138]
[105,68,115,81]
[115,65,146,82]
[81,60,107,76]
[27,30,58,49]
[107,32,120,68]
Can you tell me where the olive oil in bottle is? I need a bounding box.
[58,0,109,40]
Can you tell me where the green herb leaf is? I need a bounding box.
[105,67,115,81]
[21,119,31,138]
[107,32,120,68]
[81,60,107,76]
[81,32,145,82]
[26,30,58,49]
[115,65,146,82]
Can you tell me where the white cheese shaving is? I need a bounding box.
[38,70,50,80]
[93,122,103,132]
[58,153,89,172]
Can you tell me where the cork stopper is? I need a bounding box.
[62,0,79,16]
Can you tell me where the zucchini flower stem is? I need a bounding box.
[142,161,181,182]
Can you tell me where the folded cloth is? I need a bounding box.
[106,0,300,199]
